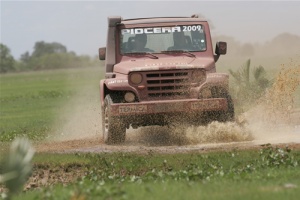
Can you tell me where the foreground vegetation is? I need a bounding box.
[1,145,299,199]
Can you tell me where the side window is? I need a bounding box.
[120,34,131,53]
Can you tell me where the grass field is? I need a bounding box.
[0,57,300,199]
[0,65,104,142]
[5,146,300,200]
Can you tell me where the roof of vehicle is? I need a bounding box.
[121,17,207,25]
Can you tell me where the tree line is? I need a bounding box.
[2,33,299,73]
[0,41,99,73]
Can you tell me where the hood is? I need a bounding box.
[113,56,215,74]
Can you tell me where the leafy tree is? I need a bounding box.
[20,51,31,63]
[18,41,98,71]
[0,43,15,73]
[31,41,67,57]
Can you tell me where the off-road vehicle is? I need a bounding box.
[99,15,234,144]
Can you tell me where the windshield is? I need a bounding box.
[120,25,206,54]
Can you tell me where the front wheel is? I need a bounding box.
[204,94,235,123]
[218,94,235,122]
[102,95,126,144]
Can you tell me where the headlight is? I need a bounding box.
[191,70,205,83]
[199,88,212,98]
[124,92,136,103]
[130,73,143,85]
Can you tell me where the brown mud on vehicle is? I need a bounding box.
[99,15,234,144]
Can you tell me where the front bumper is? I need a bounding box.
[110,98,228,116]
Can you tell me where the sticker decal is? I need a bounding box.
[121,25,203,35]
[119,105,147,114]
[107,80,128,85]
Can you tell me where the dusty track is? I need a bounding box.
[35,120,300,154]
[35,138,300,154]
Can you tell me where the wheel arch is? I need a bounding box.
[100,80,110,108]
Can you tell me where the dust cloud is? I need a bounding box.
[48,84,102,142]
[240,107,300,145]
[238,58,300,144]
[45,58,299,149]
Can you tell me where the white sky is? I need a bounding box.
[1,0,300,59]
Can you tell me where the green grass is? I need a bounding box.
[5,146,300,200]
[0,65,104,142]
[20,178,300,200]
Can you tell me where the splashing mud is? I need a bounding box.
[125,121,253,146]
[240,58,300,144]
[39,59,299,153]
[127,58,300,146]
[259,58,300,125]
[185,122,253,144]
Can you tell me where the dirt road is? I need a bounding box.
[35,120,300,154]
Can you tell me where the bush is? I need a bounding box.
[229,59,271,113]
[0,43,15,73]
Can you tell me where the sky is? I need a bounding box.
[1,0,300,59]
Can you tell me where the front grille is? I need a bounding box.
[146,70,191,99]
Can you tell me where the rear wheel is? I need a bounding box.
[102,95,126,144]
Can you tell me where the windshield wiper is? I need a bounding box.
[123,52,159,59]
[161,50,196,58]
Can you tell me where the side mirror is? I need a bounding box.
[99,47,106,60]
[215,41,227,55]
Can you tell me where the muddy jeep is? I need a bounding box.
[99,15,234,144]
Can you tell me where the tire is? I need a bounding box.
[218,94,235,122]
[201,92,235,124]
[102,95,126,144]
